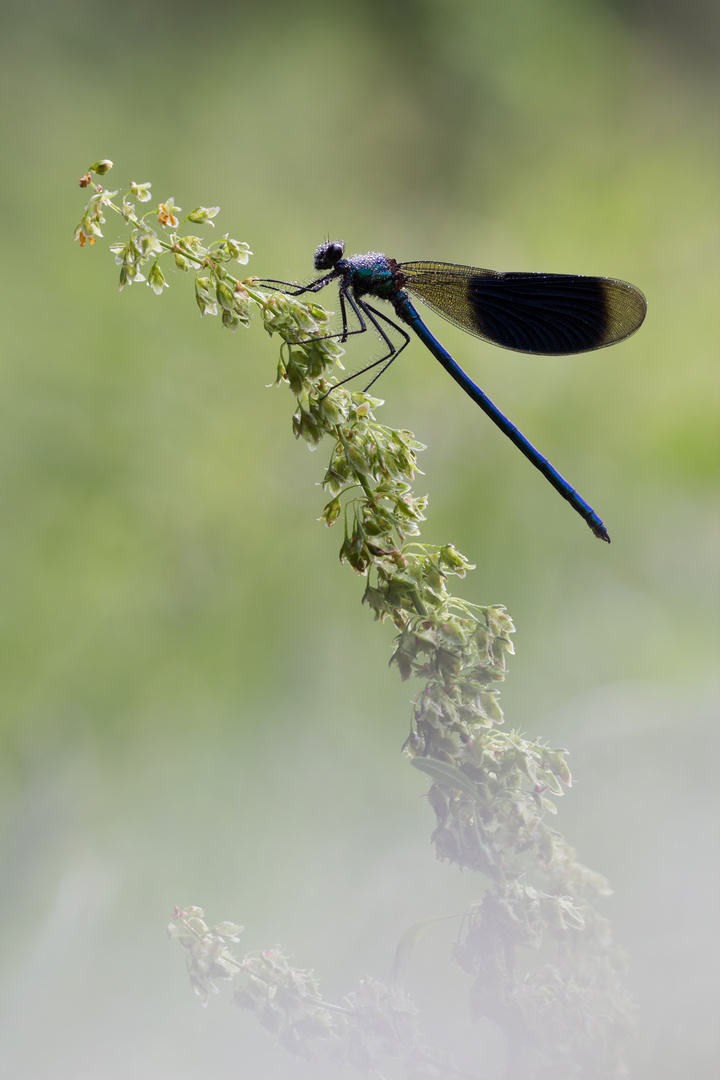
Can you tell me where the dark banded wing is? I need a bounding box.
[399,261,647,355]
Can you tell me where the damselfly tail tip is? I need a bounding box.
[593,522,611,543]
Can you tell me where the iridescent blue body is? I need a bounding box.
[259,241,647,542]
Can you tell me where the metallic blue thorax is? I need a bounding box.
[340,252,403,303]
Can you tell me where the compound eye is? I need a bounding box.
[314,239,345,270]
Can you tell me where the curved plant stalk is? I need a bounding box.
[77,162,634,1080]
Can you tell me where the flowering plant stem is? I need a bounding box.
[76,161,634,1080]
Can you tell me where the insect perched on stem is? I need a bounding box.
[260,241,646,542]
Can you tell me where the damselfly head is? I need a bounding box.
[314,240,345,271]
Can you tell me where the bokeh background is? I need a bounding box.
[0,0,718,1077]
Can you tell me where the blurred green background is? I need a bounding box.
[0,0,718,1076]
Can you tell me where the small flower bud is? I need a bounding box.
[187,206,219,225]
[148,263,167,295]
[320,497,342,527]
[130,181,152,203]
[226,238,252,264]
[216,280,235,311]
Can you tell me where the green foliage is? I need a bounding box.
[74,164,252,328]
[77,163,634,1079]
